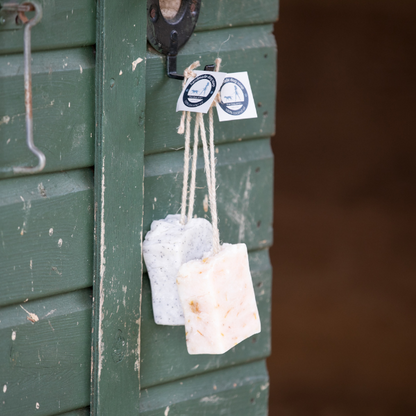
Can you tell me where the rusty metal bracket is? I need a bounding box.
[0,2,45,174]
[0,2,26,30]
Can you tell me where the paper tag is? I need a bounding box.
[216,72,258,122]
[176,71,226,114]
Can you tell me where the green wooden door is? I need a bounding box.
[0,1,277,415]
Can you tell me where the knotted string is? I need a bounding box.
[178,61,200,224]
[178,58,222,255]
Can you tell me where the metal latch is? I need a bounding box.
[0,2,45,174]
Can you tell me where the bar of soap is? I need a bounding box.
[143,214,213,326]
[177,243,261,354]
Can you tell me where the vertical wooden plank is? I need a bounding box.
[91,1,146,415]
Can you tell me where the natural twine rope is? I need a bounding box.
[178,58,222,255]
[179,61,200,224]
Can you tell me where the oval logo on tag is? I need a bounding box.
[218,77,249,116]
[183,74,217,108]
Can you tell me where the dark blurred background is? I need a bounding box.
[268,0,416,414]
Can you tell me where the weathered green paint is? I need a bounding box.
[91,1,147,415]
[141,249,271,388]
[0,0,278,55]
[197,0,279,31]
[145,25,276,155]
[140,360,269,415]
[0,48,95,178]
[144,139,274,253]
[0,0,96,55]
[0,169,93,307]
[0,289,91,415]
[0,0,277,413]
[54,409,89,416]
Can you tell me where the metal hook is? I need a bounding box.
[1,2,45,174]
[147,0,209,80]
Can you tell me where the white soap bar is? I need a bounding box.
[177,243,261,354]
[143,214,213,326]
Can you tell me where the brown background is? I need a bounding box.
[268,0,416,414]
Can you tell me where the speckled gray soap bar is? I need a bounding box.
[143,214,213,325]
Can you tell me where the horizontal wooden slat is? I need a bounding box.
[0,48,95,178]
[54,409,89,416]
[0,169,93,307]
[0,0,96,55]
[144,138,274,252]
[197,0,279,31]
[145,25,276,155]
[141,249,272,388]
[0,289,91,416]
[140,360,269,415]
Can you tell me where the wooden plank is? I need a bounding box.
[0,169,93,307]
[141,249,272,388]
[0,289,91,416]
[54,409,89,416]
[144,139,274,253]
[0,0,96,55]
[140,360,269,416]
[91,1,147,415]
[145,25,276,155]
[0,47,95,178]
[197,0,279,31]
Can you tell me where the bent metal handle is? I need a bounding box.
[1,1,45,174]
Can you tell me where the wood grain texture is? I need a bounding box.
[0,47,95,178]
[0,289,91,416]
[140,360,269,415]
[54,409,89,416]
[0,169,93,307]
[145,25,276,155]
[141,249,271,388]
[197,0,279,31]
[0,0,96,55]
[91,1,147,415]
[143,138,274,253]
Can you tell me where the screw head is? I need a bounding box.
[170,30,178,42]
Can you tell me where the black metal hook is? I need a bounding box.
[147,0,213,80]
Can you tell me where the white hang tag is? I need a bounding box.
[176,70,227,114]
[215,72,258,122]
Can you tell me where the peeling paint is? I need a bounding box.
[98,155,107,396]
[44,309,56,318]
[35,402,40,409]
[203,194,209,212]
[200,395,224,403]
[3,385,7,393]
[164,405,170,416]
[49,228,53,236]
[58,238,63,247]
[260,382,269,391]
[11,331,16,341]
[20,305,39,323]
[132,57,143,72]
[0,115,10,126]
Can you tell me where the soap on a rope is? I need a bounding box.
[177,243,261,354]
[143,214,213,326]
